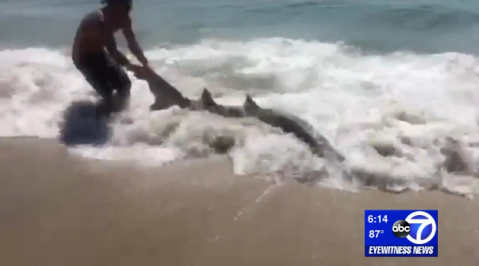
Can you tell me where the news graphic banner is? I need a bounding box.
[364,210,438,257]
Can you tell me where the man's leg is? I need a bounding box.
[95,94,114,119]
[103,54,132,112]
[75,53,116,119]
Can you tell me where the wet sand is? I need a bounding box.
[0,137,477,266]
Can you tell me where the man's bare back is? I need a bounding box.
[72,10,111,61]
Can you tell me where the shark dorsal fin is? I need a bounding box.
[200,88,217,107]
[243,94,260,114]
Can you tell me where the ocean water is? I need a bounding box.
[1,0,479,197]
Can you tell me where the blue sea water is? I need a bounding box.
[1,0,479,54]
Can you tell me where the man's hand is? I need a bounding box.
[138,55,149,67]
[129,64,156,81]
[127,64,154,81]
[125,63,143,76]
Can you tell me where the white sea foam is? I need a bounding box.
[1,38,478,197]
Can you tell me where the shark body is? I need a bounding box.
[137,68,344,161]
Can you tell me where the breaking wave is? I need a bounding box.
[1,38,478,197]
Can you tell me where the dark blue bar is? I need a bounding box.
[365,245,438,257]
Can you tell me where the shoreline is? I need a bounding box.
[0,137,477,266]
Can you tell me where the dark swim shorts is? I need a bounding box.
[75,51,131,98]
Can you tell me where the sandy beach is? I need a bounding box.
[0,137,477,266]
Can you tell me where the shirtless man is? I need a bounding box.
[72,0,148,117]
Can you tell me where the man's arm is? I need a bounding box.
[106,36,131,67]
[122,18,148,66]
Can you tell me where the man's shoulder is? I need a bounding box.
[80,10,104,26]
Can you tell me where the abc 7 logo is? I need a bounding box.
[391,211,437,245]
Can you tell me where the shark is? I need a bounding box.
[197,89,344,161]
[241,95,345,161]
[135,67,344,161]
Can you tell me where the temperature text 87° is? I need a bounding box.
[369,230,384,238]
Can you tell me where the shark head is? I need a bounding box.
[200,88,217,108]
[243,95,260,115]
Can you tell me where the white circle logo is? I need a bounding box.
[405,211,437,245]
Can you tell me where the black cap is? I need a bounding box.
[101,0,132,7]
